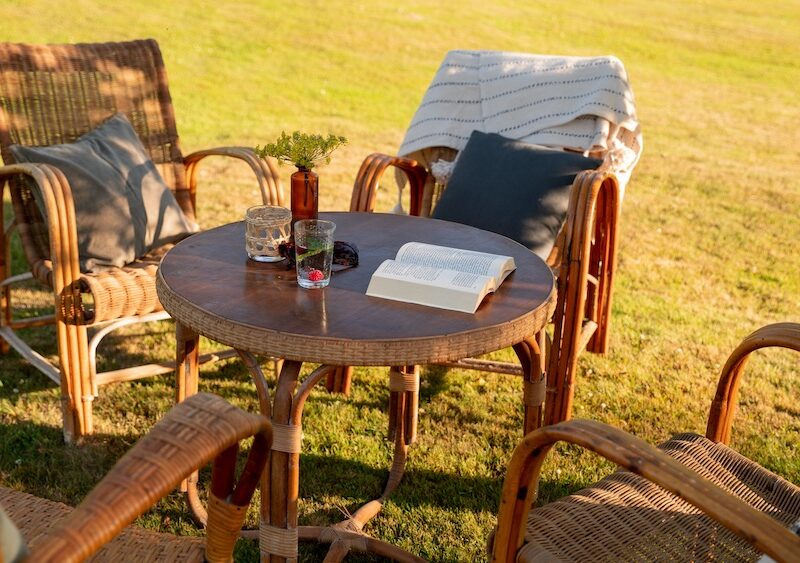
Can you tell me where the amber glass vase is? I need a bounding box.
[290,167,319,227]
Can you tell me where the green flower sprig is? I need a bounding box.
[255,131,347,170]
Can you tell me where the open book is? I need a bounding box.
[366,242,516,313]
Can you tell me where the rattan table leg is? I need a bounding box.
[249,360,420,561]
[388,366,419,445]
[325,365,353,395]
[262,359,301,562]
[514,330,546,435]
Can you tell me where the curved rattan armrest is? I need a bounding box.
[706,322,800,444]
[28,393,272,563]
[491,418,800,563]
[183,146,285,207]
[549,169,621,268]
[545,170,621,424]
[0,162,84,321]
[349,153,429,215]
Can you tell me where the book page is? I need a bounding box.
[395,242,515,287]
[366,260,494,313]
[378,261,487,291]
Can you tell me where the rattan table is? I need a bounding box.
[156,211,556,562]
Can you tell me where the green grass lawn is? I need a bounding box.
[1,1,799,561]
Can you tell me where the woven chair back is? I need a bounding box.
[0,39,193,272]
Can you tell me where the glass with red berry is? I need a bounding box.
[293,219,336,289]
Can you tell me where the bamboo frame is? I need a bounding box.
[0,40,284,443]
[492,322,800,562]
[175,321,426,562]
[545,170,620,426]
[491,419,800,563]
[706,322,800,443]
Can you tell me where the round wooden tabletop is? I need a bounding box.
[156,212,556,366]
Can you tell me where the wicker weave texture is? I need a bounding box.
[0,40,284,442]
[0,40,190,315]
[520,433,800,562]
[0,487,206,562]
[0,393,270,561]
[0,40,186,192]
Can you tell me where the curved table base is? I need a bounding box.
[177,323,544,560]
[176,323,420,561]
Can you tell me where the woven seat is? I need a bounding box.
[492,323,800,562]
[0,39,284,442]
[521,433,800,562]
[1,489,206,561]
[0,393,271,562]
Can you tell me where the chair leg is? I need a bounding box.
[325,366,353,395]
[176,322,200,497]
[56,319,91,443]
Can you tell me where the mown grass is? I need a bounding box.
[0,1,798,561]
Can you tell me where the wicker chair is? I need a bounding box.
[491,322,800,562]
[0,39,284,443]
[345,152,621,436]
[0,392,272,562]
[331,53,641,438]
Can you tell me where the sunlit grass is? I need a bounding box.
[0,1,798,561]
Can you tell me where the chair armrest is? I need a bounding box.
[183,146,285,207]
[0,163,84,322]
[492,419,800,563]
[546,170,621,424]
[350,153,429,215]
[28,393,272,562]
[707,322,800,443]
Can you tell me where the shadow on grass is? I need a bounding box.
[298,450,568,517]
[1,417,574,511]
[0,357,58,396]
[0,419,136,503]
[1,420,589,563]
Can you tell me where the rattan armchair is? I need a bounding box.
[0,39,284,443]
[344,152,620,438]
[0,392,272,562]
[491,322,800,562]
[332,53,641,438]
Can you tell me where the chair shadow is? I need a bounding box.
[297,451,566,518]
[1,418,530,518]
[0,420,140,503]
[419,364,452,400]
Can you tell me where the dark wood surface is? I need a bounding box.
[157,212,555,365]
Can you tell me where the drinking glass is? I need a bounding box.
[293,219,336,288]
[245,205,291,262]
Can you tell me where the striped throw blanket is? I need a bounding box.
[398,50,642,192]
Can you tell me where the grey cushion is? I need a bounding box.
[430,131,601,260]
[10,113,194,272]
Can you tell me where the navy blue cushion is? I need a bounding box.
[431,131,601,259]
